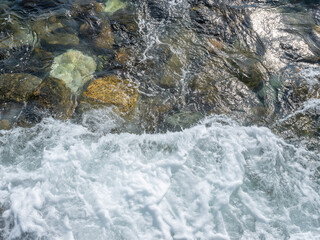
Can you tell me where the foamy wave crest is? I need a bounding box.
[0,116,320,239]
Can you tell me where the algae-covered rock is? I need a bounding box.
[50,49,97,93]
[104,0,127,14]
[82,75,138,113]
[0,73,42,102]
[31,77,76,119]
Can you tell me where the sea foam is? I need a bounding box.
[0,115,320,239]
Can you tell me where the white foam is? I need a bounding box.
[299,67,320,86]
[0,116,320,239]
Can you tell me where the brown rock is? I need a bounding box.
[0,119,11,130]
[115,48,129,64]
[82,75,138,113]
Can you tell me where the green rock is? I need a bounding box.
[50,49,97,93]
[104,0,127,14]
[0,73,42,102]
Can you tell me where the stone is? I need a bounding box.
[188,62,261,121]
[165,111,204,131]
[135,95,176,132]
[32,19,79,46]
[32,19,63,35]
[31,77,76,119]
[108,8,139,34]
[50,49,97,93]
[115,48,129,64]
[41,32,79,46]
[94,22,114,49]
[0,15,35,50]
[82,75,138,113]
[20,0,58,9]
[71,1,104,17]
[0,119,11,130]
[0,73,42,102]
[147,0,169,21]
[104,0,127,14]
[159,54,185,88]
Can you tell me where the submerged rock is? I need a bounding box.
[42,32,79,46]
[94,22,114,49]
[104,0,127,14]
[71,0,104,17]
[0,119,11,130]
[0,15,35,51]
[31,77,76,119]
[115,48,130,64]
[188,61,262,122]
[32,18,79,47]
[0,73,42,102]
[50,49,97,93]
[81,75,138,113]
[159,54,185,89]
[165,111,204,131]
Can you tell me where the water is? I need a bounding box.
[0,115,319,240]
[1,0,320,239]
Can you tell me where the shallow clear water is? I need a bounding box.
[0,114,320,239]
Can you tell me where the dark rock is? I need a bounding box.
[0,73,42,102]
[31,77,76,119]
